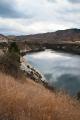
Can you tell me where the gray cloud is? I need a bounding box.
[0,0,80,35]
[47,0,56,2]
[68,0,80,3]
[0,0,31,18]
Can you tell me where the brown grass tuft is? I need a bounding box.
[0,72,80,120]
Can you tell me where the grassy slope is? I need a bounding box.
[0,72,80,120]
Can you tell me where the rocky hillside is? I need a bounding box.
[14,28,80,54]
[1,28,80,54]
[8,28,80,44]
[0,34,8,52]
[0,34,8,43]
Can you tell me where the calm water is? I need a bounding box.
[25,49,80,96]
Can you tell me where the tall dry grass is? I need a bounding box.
[0,72,80,120]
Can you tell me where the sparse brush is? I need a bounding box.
[0,73,80,120]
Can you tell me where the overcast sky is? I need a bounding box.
[0,0,80,35]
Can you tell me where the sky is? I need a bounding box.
[0,0,80,35]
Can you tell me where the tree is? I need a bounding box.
[8,42,20,62]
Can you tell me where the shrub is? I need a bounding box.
[8,42,20,54]
[77,91,80,101]
[0,42,21,78]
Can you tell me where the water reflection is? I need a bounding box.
[26,50,80,96]
[55,74,80,96]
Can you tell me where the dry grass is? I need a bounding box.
[0,72,80,120]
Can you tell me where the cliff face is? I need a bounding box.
[0,34,8,53]
[0,34,8,43]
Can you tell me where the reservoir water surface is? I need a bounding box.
[25,49,80,96]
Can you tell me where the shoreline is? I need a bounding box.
[20,47,80,57]
[20,57,46,82]
[20,56,55,91]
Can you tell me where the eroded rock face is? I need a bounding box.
[0,34,8,53]
[0,49,4,56]
[0,34,8,43]
[20,57,44,83]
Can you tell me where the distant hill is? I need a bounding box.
[8,28,80,44]
[0,28,80,54]
[6,28,80,54]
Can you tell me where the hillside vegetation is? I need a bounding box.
[0,72,80,120]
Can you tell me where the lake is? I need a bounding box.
[25,49,80,96]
